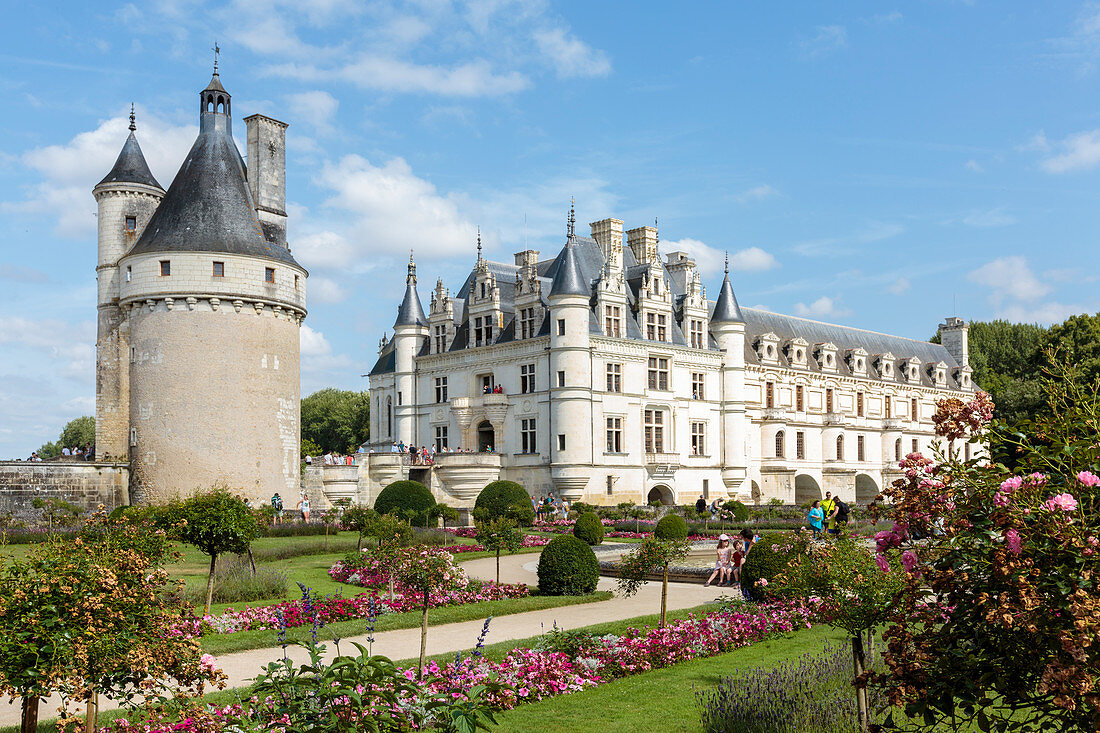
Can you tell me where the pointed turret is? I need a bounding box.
[549,203,589,298]
[711,253,745,324]
[395,252,428,327]
[97,106,163,190]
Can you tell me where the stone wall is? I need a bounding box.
[0,461,130,519]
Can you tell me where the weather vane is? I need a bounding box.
[212,41,220,73]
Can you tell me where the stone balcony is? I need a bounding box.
[824,412,848,426]
[645,452,680,479]
[762,407,789,422]
[882,418,904,430]
[433,452,502,503]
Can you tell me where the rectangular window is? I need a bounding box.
[857,392,865,417]
[129,346,136,363]
[125,266,132,282]
[519,307,535,339]
[520,363,536,394]
[606,417,623,453]
[159,260,171,276]
[690,421,706,456]
[765,382,775,408]
[689,319,705,349]
[481,375,494,393]
[557,370,566,388]
[826,388,835,413]
[911,398,919,422]
[125,216,136,231]
[557,319,566,336]
[607,476,614,496]
[702,478,709,500]
[557,434,566,451]
[858,434,866,461]
[521,419,537,454]
[397,392,403,406]
[129,427,137,446]
[434,376,448,403]
[912,438,919,454]
[646,313,656,340]
[605,305,622,337]
[657,313,667,342]
[691,372,705,400]
[606,362,622,393]
[265,267,275,283]
[885,396,892,418]
[434,325,448,354]
[474,317,484,347]
[212,261,224,277]
[647,357,669,391]
[644,409,665,453]
[796,386,805,412]
[294,274,300,290]
[796,431,805,459]
[434,426,448,451]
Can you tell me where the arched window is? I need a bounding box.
[775,430,785,459]
[895,437,902,462]
[836,434,844,461]
[206,95,214,112]
[216,97,225,113]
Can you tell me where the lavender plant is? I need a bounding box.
[696,642,887,733]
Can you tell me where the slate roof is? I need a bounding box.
[97,131,163,190]
[395,278,428,327]
[548,235,590,296]
[711,273,745,324]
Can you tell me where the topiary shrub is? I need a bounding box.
[572,511,604,545]
[654,514,688,541]
[537,535,599,596]
[474,480,534,526]
[740,532,802,601]
[373,480,435,526]
[722,500,750,522]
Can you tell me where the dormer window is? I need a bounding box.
[931,361,948,388]
[786,338,809,368]
[757,333,780,364]
[816,342,839,372]
[125,216,136,231]
[877,352,895,379]
[905,357,922,385]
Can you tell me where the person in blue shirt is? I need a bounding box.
[807,500,824,539]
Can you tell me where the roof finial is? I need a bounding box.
[407,249,416,282]
[212,41,220,74]
[654,216,659,245]
[128,103,136,132]
[567,196,576,238]
[724,250,729,275]
[477,226,482,260]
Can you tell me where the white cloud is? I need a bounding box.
[964,159,984,173]
[968,255,1050,304]
[285,90,339,135]
[1018,131,1050,152]
[3,111,194,238]
[996,302,1090,324]
[794,296,851,319]
[661,240,778,275]
[735,184,779,203]
[887,277,910,295]
[0,316,95,381]
[962,207,1016,228]
[532,27,611,78]
[0,263,49,283]
[730,246,779,272]
[307,276,347,304]
[300,324,352,373]
[1041,129,1100,173]
[801,25,847,58]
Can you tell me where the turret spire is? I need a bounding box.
[129,103,136,132]
[567,197,576,238]
[408,250,416,283]
[476,227,482,261]
[212,41,220,74]
[712,258,745,324]
[395,250,427,327]
[724,250,729,275]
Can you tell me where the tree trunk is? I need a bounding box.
[852,634,870,733]
[419,587,429,679]
[204,552,218,616]
[866,628,875,668]
[324,524,329,551]
[496,549,501,584]
[660,563,669,628]
[247,546,257,577]
[356,532,362,551]
[86,692,98,733]
[20,696,38,733]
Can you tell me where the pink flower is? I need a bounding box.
[901,550,919,573]
[756,578,769,587]
[1000,476,1023,493]
[875,555,891,573]
[1076,471,1100,487]
[1044,493,1078,512]
[993,492,1009,507]
[199,653,217,674]
[1004,528,1022,555]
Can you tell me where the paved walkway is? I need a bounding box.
[3,545,724,727]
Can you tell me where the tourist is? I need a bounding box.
[821,492,836,537]
[271,492,284,524]
[830,497,849,535]
[708,498,720,520]
[704,534,733,587]
[391,441,399,453]
[807,500,824,538]
[62,446,71,456]
[730,537,746,585]
[695,495,707,515]
[297,494,311,523]
[739,528,757,554]
[560,498,570,520]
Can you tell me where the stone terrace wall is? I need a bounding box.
[0,461,130,519]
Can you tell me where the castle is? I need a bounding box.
[92,68,307,503]
[365,208,974,507]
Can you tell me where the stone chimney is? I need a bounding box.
[590,218,624,268]
[626,225,658,265]
[244,114,289,248]
[938,317,969,367]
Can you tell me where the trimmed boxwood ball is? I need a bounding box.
[474,480,534,526]
[572,511,604,545]
[537,534,599,596]
[722,499,750,522]
[654,514,688,541]
[373,480,435,526]
[740,533,800,600]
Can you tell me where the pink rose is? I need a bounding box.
[875,554,891,573]
[756,578,769,587]
[199,653,217,674]
[1004,528,1022,554]
[1044,493,1078,512]
[1000,476,1024,493]
[993,492,1009,507]
[901,550,919,573]
[1076,471,1100,488]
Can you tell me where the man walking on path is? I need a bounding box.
[821,492,837,538]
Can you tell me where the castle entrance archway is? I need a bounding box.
[477,421,495,452]
[794,474,822,505]
[647,484,674,506]
[855,473,879,507]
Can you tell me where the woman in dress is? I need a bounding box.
[704,534,733,587]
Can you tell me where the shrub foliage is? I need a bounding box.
[474,481,534,526]
[739,533,801,601]
[374,481,435,526]
[537,535,599,596]
[654,514,688,541]
[572,511,605,545]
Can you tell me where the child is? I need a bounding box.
[705,534,733,587]
[730,538,746,585]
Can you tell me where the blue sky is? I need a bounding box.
[2,1,1100,458]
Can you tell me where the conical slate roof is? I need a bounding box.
[127,94,299,265]
[711,272,745,324]
[97,131,163,190]
[394,258,427,327]
[549,235,589,297]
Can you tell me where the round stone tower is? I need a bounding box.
[110,69,307,504]
[711,256,749,498]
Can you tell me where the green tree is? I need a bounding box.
[341,504,377,551]
[1044,312,1100,384]
[58,415,96,449]
[475,517,523,583]
[35,441,61,460]
[167,488,260,615]
[615,537,691,628]
[300,388,370,454]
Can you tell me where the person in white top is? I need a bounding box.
[297,494,311,523]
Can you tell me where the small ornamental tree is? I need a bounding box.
[341,504,377,550]
[655,513,688,541]
[475,517,524,583]
[0,510,224,732]
[392,546,469,678]
[615,536,691,628]
[572,511,605,545]
[429,502,461,529]
[171,487,260,615]
[374,480,435,526]
[874,374,1100,732]
[364,513,413,601]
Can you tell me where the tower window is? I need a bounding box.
[125,266,132,283]
[557,434,566,451]
[557,319,566,336]
[294,274,300,290]
[265,267,275,284]
[159,260,171,276]
[213,261,224,277]
[557,370,566,388]
[775,430,785,459]
[836,434,845,460]
[125,216,136,231]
